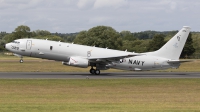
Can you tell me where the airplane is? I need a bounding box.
[5,26,191,75]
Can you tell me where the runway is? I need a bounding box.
[0,72,200,79]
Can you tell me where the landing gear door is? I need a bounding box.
[26,40,32,50]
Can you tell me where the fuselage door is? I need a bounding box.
[26,40,32,50]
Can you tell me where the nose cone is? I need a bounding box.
[4,43,10,51]
[4,44,7,49]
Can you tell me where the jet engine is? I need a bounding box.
[62,57,89,68]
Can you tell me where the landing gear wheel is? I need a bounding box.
[90,68,95,74]
[95,69,100,75]
[20,59,23,63]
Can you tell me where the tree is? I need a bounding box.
[74,26,122,50]
[147,34,165,51]
[180,33,195,58]
[14,25,31,38]
[0,32,7,39]
[2,25,64,43]
[31,30,51,37]
[2,33,15,43]
[65,35,76,42]
[34,35,64,41]
[74,31,88,44]
[0,39,6,51]
[2,25,31,43]
[122,39,149,53]
[120,31,136,41]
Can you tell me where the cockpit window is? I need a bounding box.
[12,41,20,44]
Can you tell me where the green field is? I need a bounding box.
[0,55,124,72]
[0,55,200,111]
[0,79,200,112]
[0,55,200,72]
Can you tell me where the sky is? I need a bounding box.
[0,0,200,33]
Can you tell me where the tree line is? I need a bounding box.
[0,25,197,58]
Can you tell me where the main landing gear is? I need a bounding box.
[90,67,100,75]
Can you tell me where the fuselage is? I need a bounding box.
[5,38,178,71]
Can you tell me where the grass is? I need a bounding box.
[0,55,200,72]
[0,79,200,112]
[0,55,124,72]
[0,54,200,111]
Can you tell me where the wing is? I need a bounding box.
[88,53,143,63]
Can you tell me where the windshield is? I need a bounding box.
[12,41,20,44]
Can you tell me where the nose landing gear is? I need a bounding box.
[13,54,23,63]
[19,56,23,63]
[20,58,23,63]
[90,67,100,75]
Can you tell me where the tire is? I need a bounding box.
[90,68,95,74]
[20,59,23,63]
[95,69,100,75]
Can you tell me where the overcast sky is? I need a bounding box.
[0,0,199,33]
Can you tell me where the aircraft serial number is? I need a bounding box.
[11,46,19,50]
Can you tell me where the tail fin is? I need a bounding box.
[149,26,191,60]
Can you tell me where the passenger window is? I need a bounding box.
[50,46,53,50]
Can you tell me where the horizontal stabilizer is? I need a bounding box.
[167,60,193,63]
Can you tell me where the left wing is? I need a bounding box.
[88,53,142,63]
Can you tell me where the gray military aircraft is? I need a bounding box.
[5,26,191,75]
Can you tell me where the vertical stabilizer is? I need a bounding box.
[148,26,191,60]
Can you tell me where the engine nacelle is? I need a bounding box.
[62,57,89,68]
